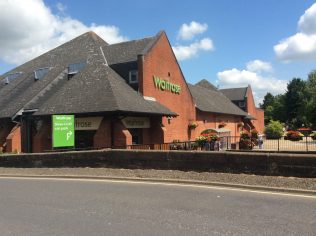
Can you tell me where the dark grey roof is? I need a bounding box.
[102,33,160,65]
[31,62,175,116]
[195,79,218,91]
[219,87,248,101]
[0,31,175,119]
[188,84,248,116]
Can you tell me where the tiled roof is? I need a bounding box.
[195,79,218,91]
[189,84,248,116]
[0,31,175,118]
[219,87,248,101]
[102,33,160,65]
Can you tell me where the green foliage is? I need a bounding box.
[262,70,316,129]
[264,120,284,139]
[284,130,303,141]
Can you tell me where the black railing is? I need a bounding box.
[44,136,316,153]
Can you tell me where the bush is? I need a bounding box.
[284,130,304,141]
[297,127,312,137]
[239,132,256,150]
[310,132,316,140]
[264,120,284,139]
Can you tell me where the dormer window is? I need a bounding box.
[2,72,22,84]
[34,67,51,80]
[129,70,138,84]
[68,61,86,75]
[239,101,246,108]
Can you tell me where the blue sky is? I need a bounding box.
[1,0,316,104]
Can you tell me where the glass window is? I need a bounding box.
[68,61,86,75]
[239,101,246,107]
[3,72,22,84]
[34,67,51,80]
[129,70,138,84]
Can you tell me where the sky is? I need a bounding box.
[0,0,316,105]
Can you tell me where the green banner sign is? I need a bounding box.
[52,115,74,148]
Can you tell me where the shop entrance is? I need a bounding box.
[129,129,143,145]
[75,130,96,149]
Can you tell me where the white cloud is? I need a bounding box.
[246,60,273,73]
[217,63,288,105]
[177,21,208,40]
[56,2,67,13]
[172,38,214,61]
[0,0,127,65]
[274,3,316,61]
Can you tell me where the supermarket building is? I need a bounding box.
[0,31,263,153]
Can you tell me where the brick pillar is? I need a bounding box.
[149,117,165,144]
[113,121,132,147]
[0,119,14,152]
[93,118,111,148]
[32,119,52,153]
[6,124,21,153]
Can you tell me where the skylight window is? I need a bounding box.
[68,61,86,75]
[34,67,51,80]
[3,72,22,84]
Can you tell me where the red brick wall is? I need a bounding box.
[139,32,196,142]
[32,119,52,153]
[6,125,21,153]
[93,118,111,148]
[195,111,242,137]
[0,119,14,152]
[113,121,132,147]
[142,117,165,144]
[246,86,265,134]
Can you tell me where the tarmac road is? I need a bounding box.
[0,177,315,236]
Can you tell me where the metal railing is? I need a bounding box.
[45,136,316,153]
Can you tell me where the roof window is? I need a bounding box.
[34,67,51,80]
[2,72,22,84]
[68,61,86,75]
[239,101,246,108]
[129,70,138,84]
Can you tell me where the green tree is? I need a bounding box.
[260,92,275,110]
[306,71,316,129]
[264,120,284,139]
[284,78,308,129]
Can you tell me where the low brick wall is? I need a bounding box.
[0,150,315,177]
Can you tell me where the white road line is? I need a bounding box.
[0,176,315,199]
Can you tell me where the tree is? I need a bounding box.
[284,78,308,129]
[306,71,316,129]
[264,120,284,139]
[260,92,275,110]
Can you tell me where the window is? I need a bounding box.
[129,70,138,84]
[3,72,22,84]
[34,67,51,80]
[68,61,86,75]
[239,101,246,108]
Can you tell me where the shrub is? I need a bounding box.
[264,120,284,139]
[239,131,256,150]
[297,127,312,137]
[310,132,316,140]
[284,130,304,141]
[195,136,207,147]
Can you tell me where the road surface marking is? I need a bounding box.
[0,176,315,199]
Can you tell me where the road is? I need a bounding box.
[0,177,315,236]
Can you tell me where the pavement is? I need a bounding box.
[0,167,315,196]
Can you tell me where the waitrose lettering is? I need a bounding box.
[153,76,181,94]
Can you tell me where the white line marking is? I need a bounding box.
[0,176,315,199]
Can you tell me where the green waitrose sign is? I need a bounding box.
[153,76,181,94]
[52,115,74,148]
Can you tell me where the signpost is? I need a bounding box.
[52,115,74,148]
